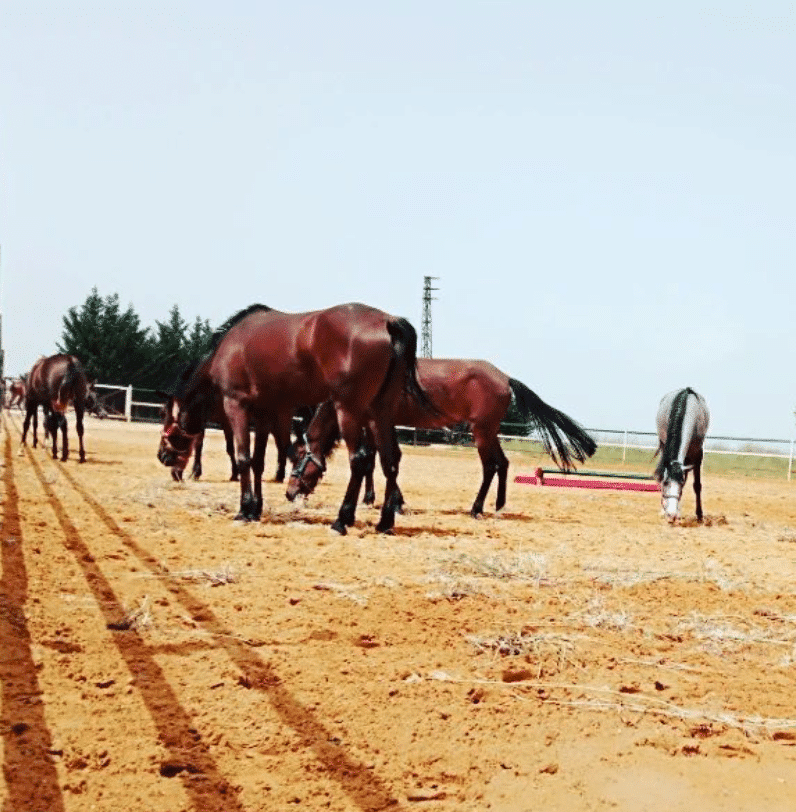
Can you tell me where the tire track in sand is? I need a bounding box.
[1,417,66,812]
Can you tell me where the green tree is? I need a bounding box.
[184,315,213,360]
[59,290,216,390]
[59,288,151,383]
[147,305,189,388]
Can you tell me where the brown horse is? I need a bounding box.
[21,354,93,462]
[158,303,427,533]
[296,358,597,517]
[158,359,315,483]
[6,378,26,410]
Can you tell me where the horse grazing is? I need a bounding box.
[296,358,597,517]
[654,387,710,523]
[21,354,93,462]
[158,360,314,483]
[159,303,427,534]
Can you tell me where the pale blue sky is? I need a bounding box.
[1,2,794,437]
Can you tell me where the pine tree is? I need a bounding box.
[58,289,151,384]
[184,315,213,360]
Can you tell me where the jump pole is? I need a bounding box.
[515,468,660,493]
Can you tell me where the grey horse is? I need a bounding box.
[654,388,710,522]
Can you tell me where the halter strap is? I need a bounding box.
[291,450,326,478]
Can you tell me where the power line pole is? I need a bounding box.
[420,276,439,358]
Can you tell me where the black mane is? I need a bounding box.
[655,387,697,481]
[209,304,272,352]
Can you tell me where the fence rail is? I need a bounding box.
[93,384,796,480]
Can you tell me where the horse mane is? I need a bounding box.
[209,304,272,352]
[655,387,697,481]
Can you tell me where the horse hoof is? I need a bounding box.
[330,520,347,536]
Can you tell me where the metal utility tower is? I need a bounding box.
[420,276,439,358]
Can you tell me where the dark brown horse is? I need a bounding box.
[158,360,314,483]
[294,358,597,517]
[21,354,93,462]
[158,303,427,533]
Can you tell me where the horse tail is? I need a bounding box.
[508,378,597,470]
[654,387,696,481]
[384,317,434,410]
[57,358,80,408]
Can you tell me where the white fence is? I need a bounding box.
[93,383,159,423]
[94,384,796,480]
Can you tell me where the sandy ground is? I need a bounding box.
[2,410,796,812]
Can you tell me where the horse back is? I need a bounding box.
[394,358,511,429]
[27,354,88,412]
[210,303,398,408]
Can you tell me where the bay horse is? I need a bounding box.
[21,354,93,462]
[292,358,598,517]
[158,360,314,483]
[654,387,710,522]
[7,378,26,410]
[158,303,427,534]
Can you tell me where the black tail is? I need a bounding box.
[384,317,433,410]
[508,378,597,470]
[654,387,696,481]
[60,358,82,404]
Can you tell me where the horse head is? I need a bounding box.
[659,461,692,522]
[285,444,326,501]
[156,362,210,476]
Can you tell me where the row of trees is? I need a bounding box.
[57,288,214,390]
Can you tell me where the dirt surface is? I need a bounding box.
[2,411,796,812]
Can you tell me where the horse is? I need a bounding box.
[21,354,94,462]
[292,358,598,517]
[6,378,26,410]
[654,387,710,523]
[158,360,314,483]
[158,303,428,534]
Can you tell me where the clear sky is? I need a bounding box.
[1,2,794,438]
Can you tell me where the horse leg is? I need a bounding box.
[190,431,205,480]
[272,410,294,483]
[388,428,404,513]
[331,412,370,535]
[361,426,377,506]
[693,450,704,522]
[75,404,86,463]
[369,420,404,534]
[494,442,510,512]
[225,400,258,521]
[222,421,238,481]
[470,430,500,518]
[58,412,69,461]
[21,403,34,449]
[251,420,268,518]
